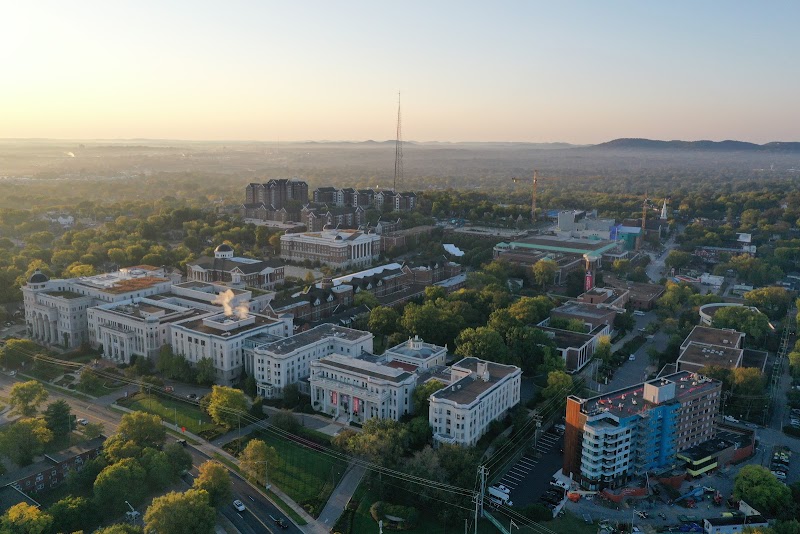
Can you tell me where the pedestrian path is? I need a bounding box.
[317,462,366,529]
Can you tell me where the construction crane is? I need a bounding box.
[512,170,538,223]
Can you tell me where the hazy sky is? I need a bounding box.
[2,1,799,143]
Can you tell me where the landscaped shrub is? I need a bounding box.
[369,501,419,530]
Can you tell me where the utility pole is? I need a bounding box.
[475,465,488,534]
[531,170,538,223]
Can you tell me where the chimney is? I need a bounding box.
[320,278,333,290]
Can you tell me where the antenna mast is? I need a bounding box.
[393,92,403,192]
[532,170,538,223]
[637,192,647,250]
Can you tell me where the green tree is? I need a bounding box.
[745,286,792,320]
[595,336,612,365]
[94,524,143,534]
[0,417,53,466]
[333,418,410,467]
[665,250,691,271]
[144,489,216,534]
[506,296,553,325]
[239,439,278,487]
[195,357,216,386]
[532,259,557,287]
[206,385,249,429]
[412,379,445,415]
[712,306,771,346]
[424,286,447,302]
[0,502,53,534]
[193,461,232,508]
[455,327,508,362]
[140,447,176,491]
[77,367,103,394]
[93,458,148,517]
[733,465,791,516]
[163,441,193,476]
[49,495,96,534]
[368,306,400,337]
[0,339,39,369]
[43,399,73,438]
[270,410,301,433]
[354,291,380,308]
[117,411,166,450]
[541,371,572,399]
[9,380,48,417]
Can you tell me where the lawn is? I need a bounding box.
[117,392,224,436]
[222,429,347,517]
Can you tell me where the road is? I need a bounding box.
[646,230,679,282]
[0,373,294,534]
[184,445,297,534]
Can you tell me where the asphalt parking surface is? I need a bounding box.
[498,429,565,507]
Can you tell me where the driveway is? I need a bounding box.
[497,428,565,507]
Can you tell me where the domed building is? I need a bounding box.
[186,243,285,289]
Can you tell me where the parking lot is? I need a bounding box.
[563,435,799,531]
[498,427,565,508]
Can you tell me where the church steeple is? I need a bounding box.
[660,198,668,220]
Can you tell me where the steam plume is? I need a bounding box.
[212,289,251,319]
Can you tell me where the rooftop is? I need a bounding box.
[497,235,619,258]
[331,263,405,287]
[254,323,371,355]
[678,430,751,462]
[45,436,104,464]
[175,313,279,337]
[678,342,743,370]
[603,275,666,301]
[742,349,769,373]
[705,516,767,527]
[552,301,616,320]
[682,326,744,349]
[0,486,38,514]
[43,290,86,300]
[432,358,520,405]
[536,326,594,349]
[75,274,169,294]
[385,336,447,361]
[316,354,413,383]
[580,371,721,419]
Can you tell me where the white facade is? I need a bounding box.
[88,297,203,364]
[384,336,447,370]
[280,228,381,268]
[23,267,173,349]
[429,358,522,447]
[310,354,417,422]
[245,324,374,399]
[171,312,292,387]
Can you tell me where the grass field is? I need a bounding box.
[224,429,347,518]
[118,392,223,436]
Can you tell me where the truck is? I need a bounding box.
[488,486,513,506]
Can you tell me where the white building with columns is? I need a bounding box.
[280,227,381,268]
[244,324,374,399]
[87,297,205,364]
[310,353,417,422]
[429,358,522,447]
[23,267,173,349]
[170,312,292,387]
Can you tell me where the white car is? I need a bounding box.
[629,354,636,361]
[492,484,511,494]
[771,471,787,481]
[233,500,246,512]
[77,418,89,426]
[722,415,739,423]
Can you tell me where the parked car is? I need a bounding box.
[77,418,88,425]
[187,393,198,400]
[629,354,636,361]
[771,470,787,481]
[233,500,246,512]
[269,515,289,529]
[722,415,739,423]
[553,423,566,433]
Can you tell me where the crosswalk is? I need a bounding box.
[498,431,561,491]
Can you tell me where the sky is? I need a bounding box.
[1,1,799,143]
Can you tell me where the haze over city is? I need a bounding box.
[2,1,799,143]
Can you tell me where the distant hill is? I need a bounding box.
[593,138,800,152]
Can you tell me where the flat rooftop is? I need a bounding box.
[385,338,446,361]
[176,313,279,337]
[537,326,594,349]
[43,290,86,300]
[45,436,104,464]
[682,326,743,348]
[742,349,769,373]
[255,323,370,355]
[552,301,616,320]
[433,358,519,405]
[75,275,169,294]
[579,370,721,419]
[678,430,749,462]
[603,275,666,301]
[678,342,743,370]
[497,235,619,258]
[316,354,412,383]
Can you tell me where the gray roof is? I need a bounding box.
[189,255,283,274]
[255,323,369,355]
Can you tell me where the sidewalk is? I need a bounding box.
[316,461,366,530]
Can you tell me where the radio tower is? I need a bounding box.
[393,92,403,192]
